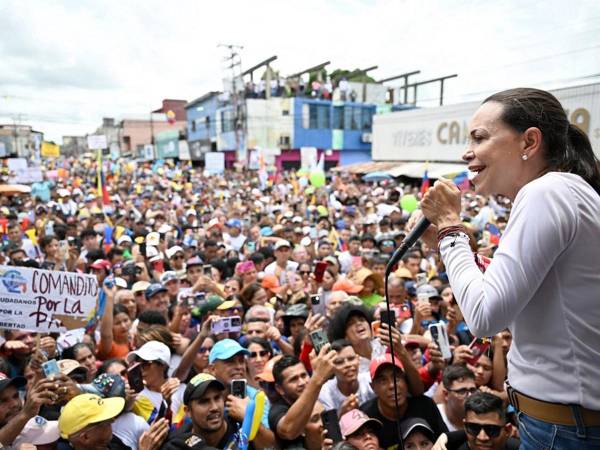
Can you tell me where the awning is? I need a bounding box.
[330,161,398,174]
[387,162,467,179]
[331,160,468,179]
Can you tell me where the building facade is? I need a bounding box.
[0,125,43,160]
[119,118,186,158]
[185,92,222,161]
[61,136,87,157]
[211,96,376,170]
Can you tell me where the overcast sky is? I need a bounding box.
[1,0,600,142]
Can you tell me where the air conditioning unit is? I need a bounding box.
[279,135,291,148]
[361,133,372,143]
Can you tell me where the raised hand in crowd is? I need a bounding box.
[160,377,181,403]
[138,418,169,450]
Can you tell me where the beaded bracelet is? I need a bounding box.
[437,224,468,242]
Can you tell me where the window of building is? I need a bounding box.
[318,104,330,129]
[309,104,319,129]
[221,110,234,133]
[353,107,362,130]
[344,106,359,130]
[333,106,344,129]
[307,103,330,129]
[362,108,374,130]
[279,135,291,147]
[191,121,196,133]
[302,104,310,129]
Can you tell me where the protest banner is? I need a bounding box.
[0,266,99,333]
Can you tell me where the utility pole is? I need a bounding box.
[218,43,245,167]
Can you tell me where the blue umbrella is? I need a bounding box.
[363,171,392,182]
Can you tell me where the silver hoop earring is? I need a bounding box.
[522,154,528,161]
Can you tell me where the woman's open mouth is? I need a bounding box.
[469,165,486,185]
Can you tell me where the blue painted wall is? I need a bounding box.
[215,105,237,151]
[292,98,375,153]
[292,98,333,149]
[186,93,221,142]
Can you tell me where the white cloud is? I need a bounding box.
[1,0,600,141]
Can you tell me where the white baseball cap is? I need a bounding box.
[165,245,184,259]
[146,232,160,247]
[274,240,292,250]
[127,341,171,366]
[114,277,128,289]
[117,235,132,245]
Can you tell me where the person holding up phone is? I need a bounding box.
[127,341,186,426]
[162,373,244,449]
[208,339,275,448]
[409,284,444,335]
[269,348,336,449]
[0,373,61,446]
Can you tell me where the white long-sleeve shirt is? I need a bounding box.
[441,172,600,410]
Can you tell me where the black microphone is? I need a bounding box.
[386,217,431,274]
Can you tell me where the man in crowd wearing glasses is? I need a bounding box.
[208,339,275,448]
[433,392,518,450]
[438,365,478,432]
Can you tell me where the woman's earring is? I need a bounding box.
[522,154,528,161]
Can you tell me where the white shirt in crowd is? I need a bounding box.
[441,172,600,410]
[337,251,354,274]
[318,371,375,412]
[137,384,187,419]
[224,233,247,252]
[112,412,150,450]
[264,260,299,285]
[437,403,459,432]
[358,339,386,376]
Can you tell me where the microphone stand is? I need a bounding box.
[382,218,430,450]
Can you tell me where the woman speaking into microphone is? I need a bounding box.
[418,88,600,448]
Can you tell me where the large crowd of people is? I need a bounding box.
[0,156,518,450]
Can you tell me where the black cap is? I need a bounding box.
[400,417,434,440]
[145,283,167,300]
[0,373,26,393]
[183,373,225,406]
[282,303,309,319]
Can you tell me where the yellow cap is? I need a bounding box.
[131,281,150,293]
[394,267,414,279]
[216,299,238,310]
[58,394,124,438]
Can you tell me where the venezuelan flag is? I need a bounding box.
[419,169,430,197]
[453,171,470,192]
[97,149,111,206]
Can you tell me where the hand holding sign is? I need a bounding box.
[0,266,98,333]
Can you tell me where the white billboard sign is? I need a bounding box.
[373,83,600,162]
[205,152,225,175]
[87,135,108,150]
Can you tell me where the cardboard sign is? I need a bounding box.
[87,135,107,150]
[0,266,99,332]
[205,152,225,175]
